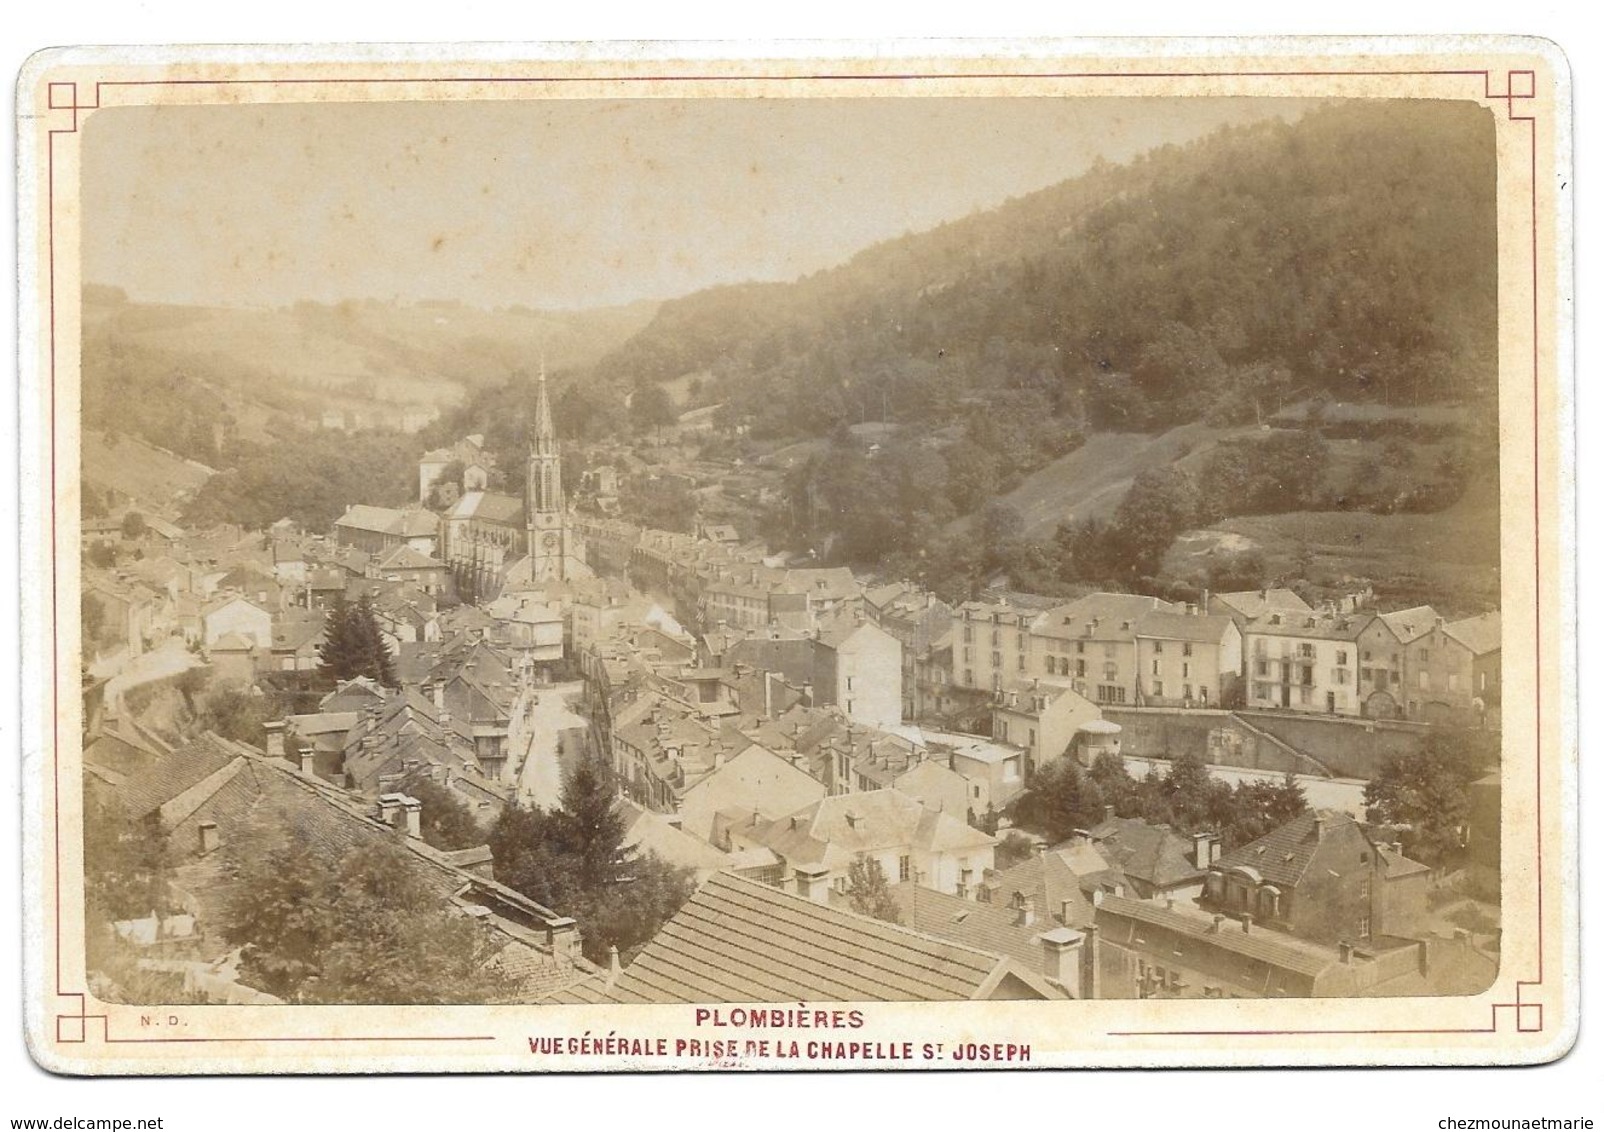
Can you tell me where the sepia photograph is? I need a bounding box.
[17,39,1573,1073]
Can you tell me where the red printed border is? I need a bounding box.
[39,60,1549,1056]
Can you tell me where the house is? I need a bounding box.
[674,742,827,843]
[729,788,996,899]
[990,677,1101,775]
[817,617,902,729]
[1380,606,1489,722]
[334,504,440,558]
[979,838,1124,928]
[544,870,1064,1003]
[1199,809,1431,946]
[880,882,1100,999]
[928,731,1028,814]
[1242,608,1371,715]
[208,633,261,686]
[1133,609,1243,708]
[1093,894,1439,999]
[1448,611,1502,711]
[1211,588,1314,629]
[1085,813,1213,899]
[369,545,450,596]
[616,799,733,883]
[483,591,565,664]
[201,595,272,650]
[90,730,593,1003]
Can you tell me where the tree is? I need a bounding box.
[845,856,901,924]
[629,384,677,435]
[316,594,396,687]
[488,758,696,965]
[194,685,283,745]
[83,791,170,922]
[1363,732,1481,868]
[400,773,487,852]
[120,511,148,540]
[223,828,513,1004]
[1008,758,1106,844]
[87,540,117,568]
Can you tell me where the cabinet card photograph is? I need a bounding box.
[17,38,1574,1073]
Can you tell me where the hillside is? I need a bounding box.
[81,287,659,442]
[591,100,1498,441]
[81,429,214,512]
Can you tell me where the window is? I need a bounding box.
[1418,648,1430,663]
[1104,643,1115,657]
[1183,642,1194,657]
[1358,914,1371,937]
[846,676,854,691]
[1199,686,1209,703]
[1182,662,1190,679]
[991,651,1002,667]
[1153,681,1164,698]
[1076,641,1085,655]
[1151,659,1160,676]
[1418,671,1430,689]
[1362,650,1372,662]
[1028,728,1036,748]
[899,855,911,882]
[1337,649,1348,665]
[1358,876,1370,898]
[1017,653,1026,671]
[1255,660,1268,676]
[963,626,973,643]
[1183,684,1192,700]
[1075,659,1086,678]
[1153,641,1164,654]
[1298,643,1315,659]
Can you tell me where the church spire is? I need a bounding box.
[532,354,557,456]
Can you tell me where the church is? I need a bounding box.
[439,367,591,601]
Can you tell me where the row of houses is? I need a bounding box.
[945,588,1501,725]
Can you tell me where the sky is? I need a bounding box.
[82,96,1311,312]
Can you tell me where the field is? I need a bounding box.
[1165,474,1502,615]
[952,421,1259,538]
[81,429,214,510]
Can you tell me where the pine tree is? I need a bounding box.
[316,594,397,688]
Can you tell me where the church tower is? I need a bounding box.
[526,361,572,582]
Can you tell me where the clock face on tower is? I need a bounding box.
[542,532,560,549]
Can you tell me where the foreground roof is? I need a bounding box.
[546,871,1061,1004]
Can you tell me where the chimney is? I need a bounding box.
[297,744,316,777]
[1059,899,1078,925]
[1312,815,1325,840]
[546,916,579,959]
[1192,831,1216,869]
[1241,913,1254,934]
[402,795,423,839]
[1082,924,1101,1000]
[377,792,406,827]
[1211,914,1225,934]
[263,720,286,759]
[1201,588,1210,614]
[1103,804,1115,823]
[1038,926,1084,988]
[1015,895,1037,928]
[794,863,831,904]
[197,821,220,856]
[1338,940,1354,965]
[606,945,621,987]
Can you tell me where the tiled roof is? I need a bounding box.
[881,883,1058,976]
[1211,809,1425,890]
[1445,611,1501,656]
[336,505,408,534]
[1086,818,1208,891]
[1212,589,1314,619]
[1244,610,1372,641]
[1095,894,1337,980]
[1377,606,1444,644]
[545,871,1061,1004]
[1034,592,1181,641]
[448,491,524,525]
[751,790,993,870]
[115,734,239,821]
[1133,611,1238,644]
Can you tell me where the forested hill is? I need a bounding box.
[591,100,1498,439]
